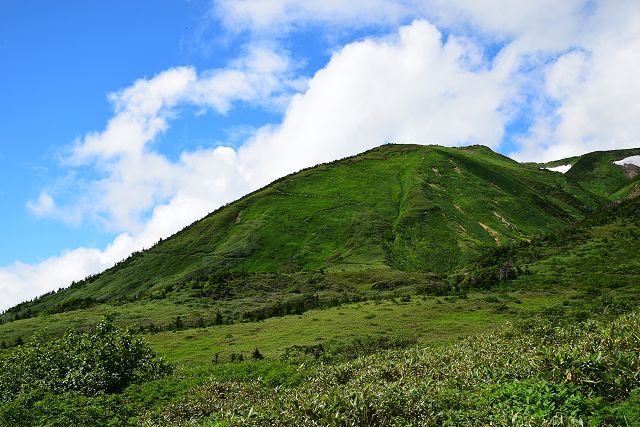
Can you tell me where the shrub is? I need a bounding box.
[0,316,172,403]
[252,348,264,361]
[151,309,640,426]
[0,390,134,427]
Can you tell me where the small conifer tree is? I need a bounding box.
[214,311,223,325]
[252,348,264,360]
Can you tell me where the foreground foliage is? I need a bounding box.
[150,309,640,426]
[0,317,171,411]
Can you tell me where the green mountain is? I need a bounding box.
[2,144,640,426]
[1,144,613,320]
[537,147,640,199]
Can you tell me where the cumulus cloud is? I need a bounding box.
[45,19,509,234]
[213,0,587,51]
[499,1,640,160]
[53,46,299,232]
[239,20,508,182]
[214,0,640,161]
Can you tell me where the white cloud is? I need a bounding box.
[26,191,57,217]
[239,20,508,183]
[0,228,166,312]
[187,46,305,112]
[72,67,196,163]
[213,0,420,33]
[213,0,588,53]
[41,20,509,234]
[214,0,640,162]
[44,46,298,232]
[544,50,590,101]
[511,1,640,161]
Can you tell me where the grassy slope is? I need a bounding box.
[148,194,640,367]
[146,291,557,366]
[538,147,640,199]
[2,144,600,323]
[470,195,640,309]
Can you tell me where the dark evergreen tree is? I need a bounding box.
[214,311,223,325]
[252,348,264,360]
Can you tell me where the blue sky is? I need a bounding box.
[1,0,232,264]
[1,0,639,310]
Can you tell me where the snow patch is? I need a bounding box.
[543,164,572,174]
[614,156,640,167]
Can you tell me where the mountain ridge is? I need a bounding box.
[2,143,638,322]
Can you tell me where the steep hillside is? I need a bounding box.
[466,195,640,306]
[2,144,603,320]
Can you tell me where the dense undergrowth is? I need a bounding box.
[0,318,172,426]
[150,307,640,426]
[1,299,638,426]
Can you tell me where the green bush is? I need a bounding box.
[589,388,640,425]
[0,390,136,427]
[480,378,600,423]
[0,317,172,403]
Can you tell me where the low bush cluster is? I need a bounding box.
[0,317,172,403]
[151,310,640,426]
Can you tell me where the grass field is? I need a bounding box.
[146,290,562,366]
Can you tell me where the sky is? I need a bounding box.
[1,0,639,311]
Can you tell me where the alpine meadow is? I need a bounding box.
[1,144,640,425]
[2,1,640,426]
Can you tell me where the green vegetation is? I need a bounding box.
[1,144,639,425]
[536,147,640,199]
[148,308,640,426]
[1,144,601,324]
[0,317,171,426]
